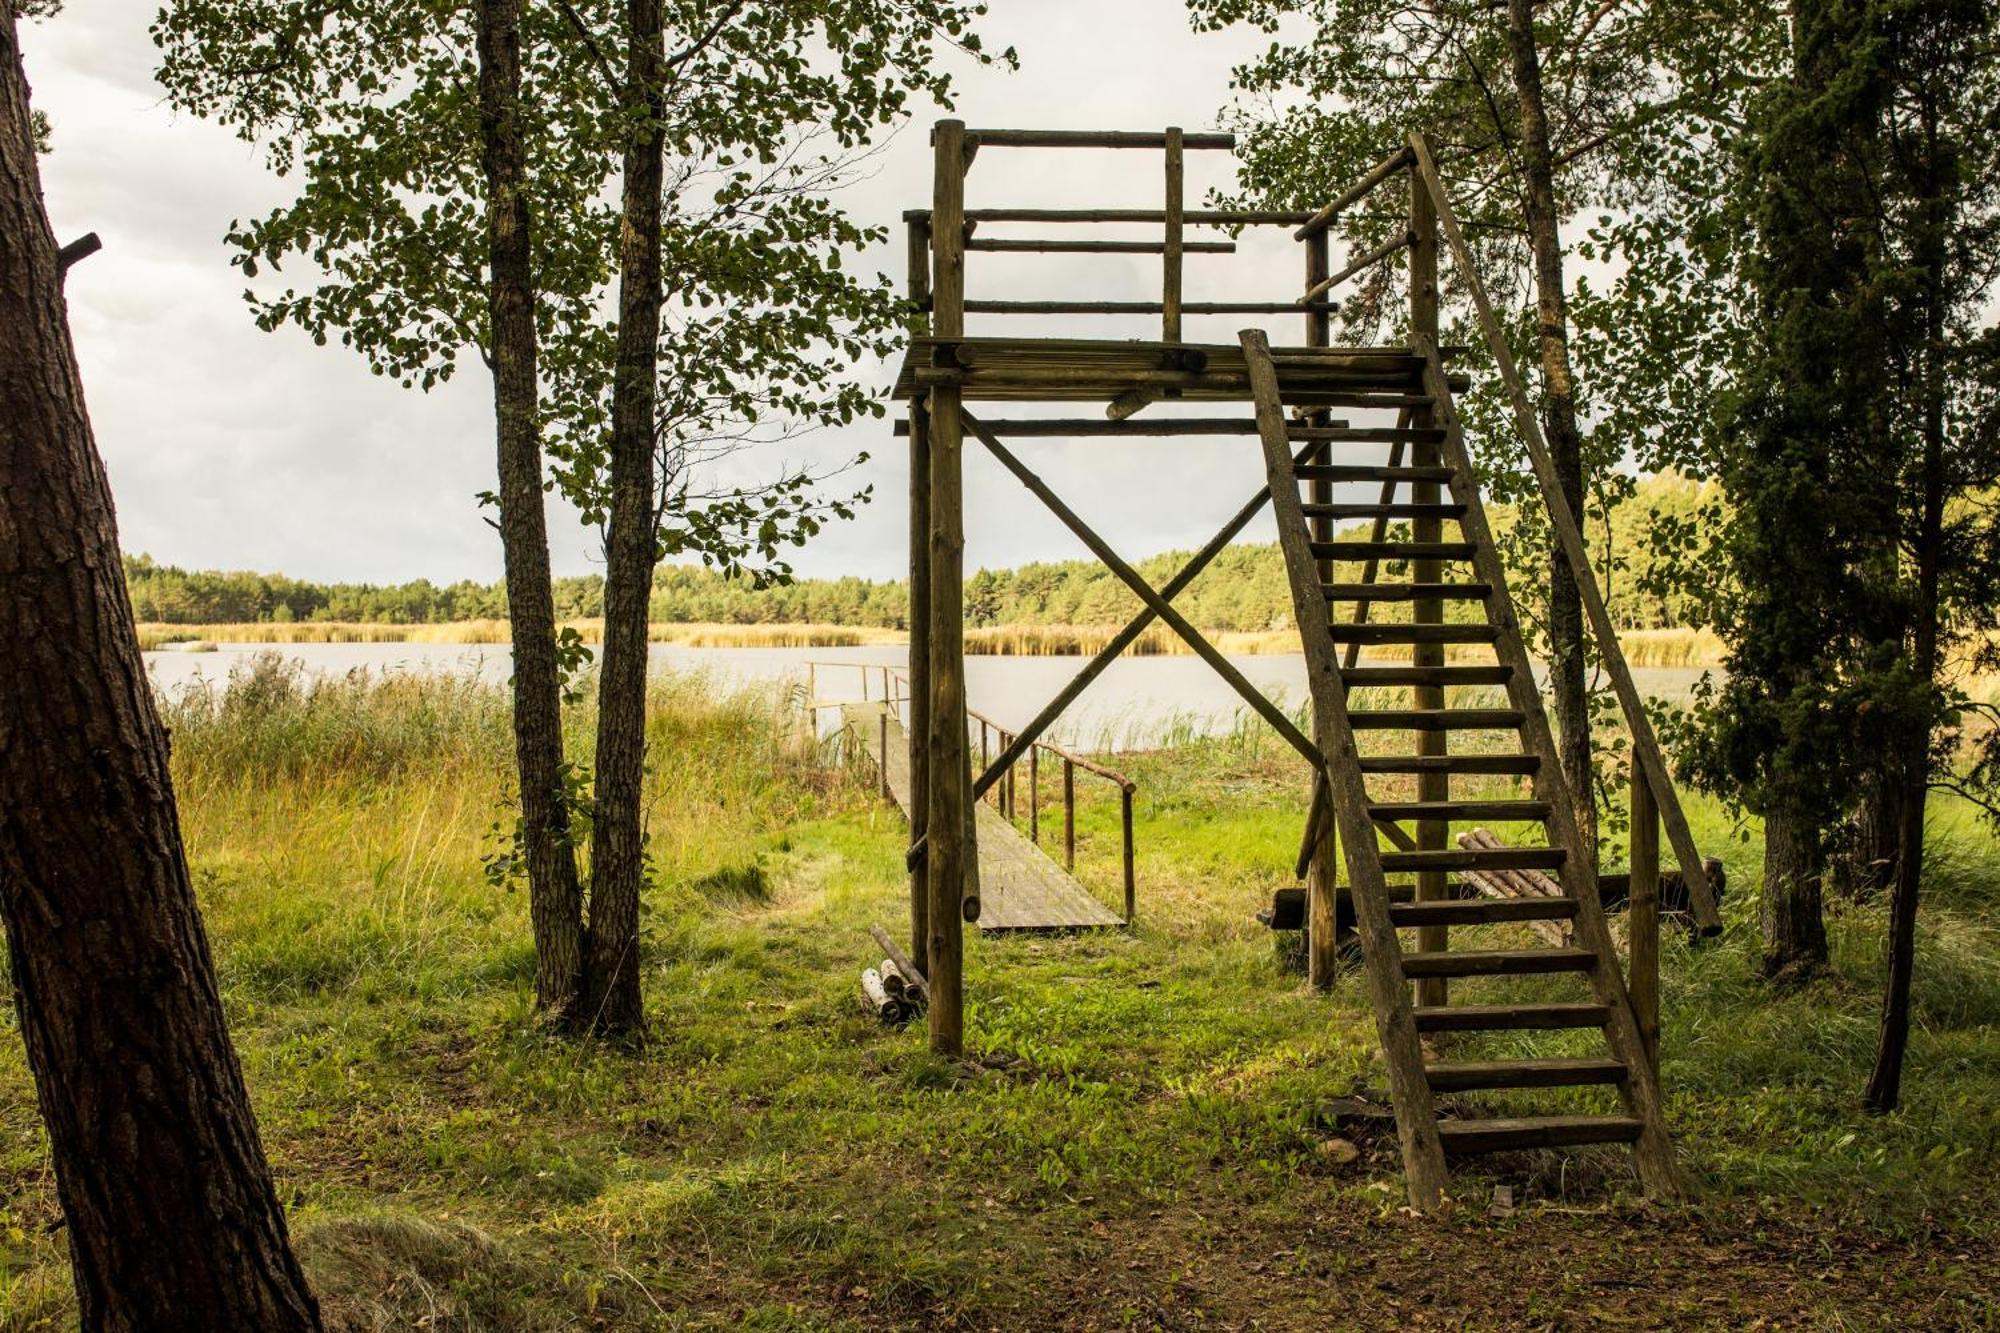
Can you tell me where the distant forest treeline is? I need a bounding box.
[126,473,1718,632]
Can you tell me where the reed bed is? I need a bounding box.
[137,620,900,651]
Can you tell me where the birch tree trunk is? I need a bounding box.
[0,11,320,1326]
[584,0,666,1038]
[475,0,587,1027]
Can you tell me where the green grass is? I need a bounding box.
[1,658,1995,1329]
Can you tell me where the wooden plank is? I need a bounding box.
[964,237,1233,254]
[1413,331,1682,1201]
[1381,847,1565,874]
[1347,710,1524,732]
[1425,1058,1626,1092]
[960,207,1317,225]
[1360,753,1537,774]
[1409,133,1719,937]
[1324,581,1487,601]
[963,128,1235,149]
[1414,1002,1608,1033]
[848,705,1120,931]
[1389,897,1579,928]
[1240,327,1450,1211]
[1400,947,1595,977]
[1438,1116,1643,1156]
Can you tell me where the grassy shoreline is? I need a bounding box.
[139,619,1733,666]
[2,662,1995,1328]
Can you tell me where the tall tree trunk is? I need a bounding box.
[0,14,320,1327]
[1506,0,1596,869]
[1866,221,1947,1113]
[1760,802,1830,981]
[583,0,666,1038]
[475,0,586,1027]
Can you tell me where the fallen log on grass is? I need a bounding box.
[860,968,911,1025]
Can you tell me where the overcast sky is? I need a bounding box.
[25,0,1325,586]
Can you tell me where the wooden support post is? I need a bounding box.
[1408,156,1447,1009]
[1163,127,1184,343]
[1029,746,1039,843]
[1305,224,1339,991]
[925,119,971,1056]
[1064,758,1076,870]
[906,216,933,976]
[879,709,890,801]
[1631,763,1661,1075]
[1122,786,1136,924]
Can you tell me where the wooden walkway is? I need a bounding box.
[842,702,1124,932]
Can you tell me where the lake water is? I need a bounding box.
[144,640,1711,753]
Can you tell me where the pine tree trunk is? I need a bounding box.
[583,0,665,1039]
[476,0,586,1027]
[0,14,320,1327]
[1760,803,1829,981]
[1506,0,1596,869]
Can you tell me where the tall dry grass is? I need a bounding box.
[137,620,900,651]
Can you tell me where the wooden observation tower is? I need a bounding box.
[892,122,1723,1210]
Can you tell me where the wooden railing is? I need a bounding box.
[803,660,1139,923]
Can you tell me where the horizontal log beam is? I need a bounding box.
[953,128,1235,150]
[966,237,1236,255]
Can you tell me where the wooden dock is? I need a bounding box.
[842,702,1124,932]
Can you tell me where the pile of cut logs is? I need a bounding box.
[859,923,930,1026]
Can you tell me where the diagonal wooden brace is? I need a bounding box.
[962,410,1324,769]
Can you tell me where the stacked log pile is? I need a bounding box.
[859,924,930,1026]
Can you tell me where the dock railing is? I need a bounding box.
[804,660,1139,923]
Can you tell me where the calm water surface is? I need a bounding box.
[144,641,1709,753]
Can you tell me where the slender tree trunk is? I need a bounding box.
[1760,802,1829,981]
[583,0,665,1038]
[475,0,586,1027]
[1506,0,1596,868]
[1866,239,1946,1113]
[0,14,320,1327]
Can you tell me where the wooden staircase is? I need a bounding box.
[1239,328,1680,1208]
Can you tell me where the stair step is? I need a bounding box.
[1358,754,1539,775]
[1425,1058,1628,1092]
[1438,1116,1644,1156]
[1324,582,1490,602]
[1312,540,1477,562]
[1348,710,1525,732]
[1389,896,1580,927]
[1401,947,1596,978]
[1326,624,1498,645]
[1294,464,1456,484]
[1413,1001,1609,1032]
[1380,847,1565,874]
[1300,502,1467,522]
[1368,798,1548,821]
[1289,426,1447,444]
[1341,665,1512,687]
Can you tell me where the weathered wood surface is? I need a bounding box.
[846,704,1122,932]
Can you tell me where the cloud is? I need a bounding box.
[24,0,1320,586]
